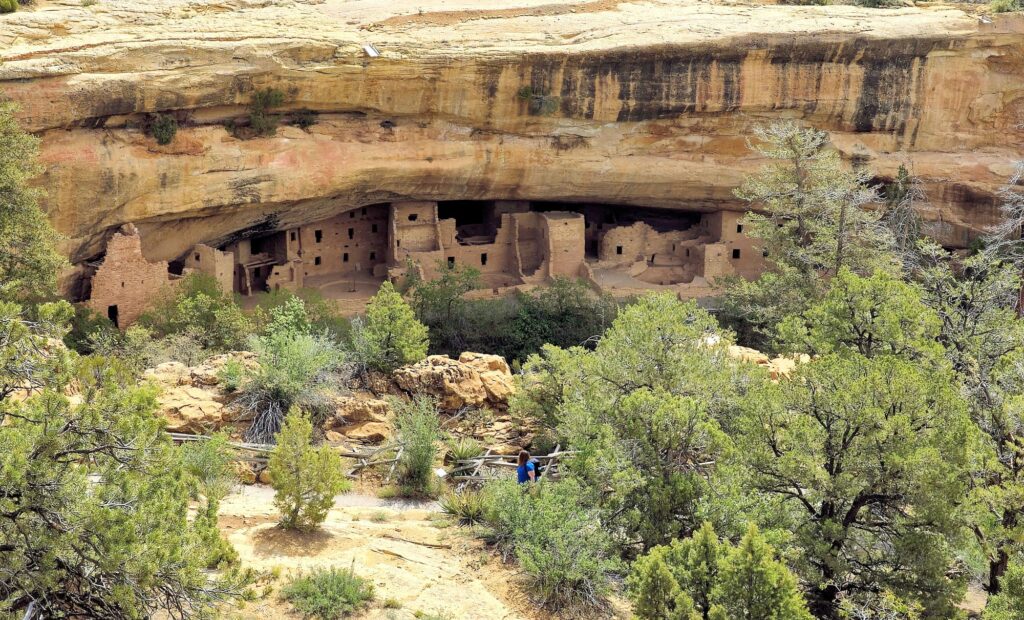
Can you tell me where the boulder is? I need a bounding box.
[190,352,259,387]
[459,352,515,404]
[144,361,191,387]
[158,385,228,433]
[233,461,257,485]
[727,345,770,366]
[393,355,488,410]
[393,353,515,411]
[334,421,390,444]
[329,394,390,426]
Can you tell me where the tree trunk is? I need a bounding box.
[808,582,841,620]
[989,548,1010,595]
[834,202,848,275]
[989,510,1019,593]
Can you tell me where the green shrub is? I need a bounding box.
[150,114,178,145]
[139,273,253,352]
[180,432,237,502]
[438,489,486,525]
[516,86,560,115]
[240,297,345,441]
[249,88,285,137]
[991,0,1021,12]
[63,305,114,354]
[217,358,245,392]
[291,109,318,130]
[0,0,17,13]
[628,523,812,620]
[482,479,616,612]
[444,436,484,464]
[393,396,442,497]
[191,496,240,569]
[88,324,159,374]
[254,288,350,342]
[281,566,374,619]
[268,408,350,530]
[984,562,1024,619]
[352,280,428,373]
[410,274,618,364]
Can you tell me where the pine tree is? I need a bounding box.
[357,280,429,373]
[714,524,812,620]
[720,121,895,349]
[269,407,349,530]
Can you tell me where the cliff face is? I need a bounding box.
[2,0,1022,268]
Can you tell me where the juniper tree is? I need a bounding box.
[268,408,349,530]
[881,163,926,268]
[738,272,971,616]
[515,293,746,548]
[0,307,249,618]
[354,280,428,373]
[629,522,812,620]
[0,100,64,302]
[917,242,1024,595]
[985,161,1024,314]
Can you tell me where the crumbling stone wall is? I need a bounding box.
[184,244,234,293]
[86,225,176,328]
[542,212,586,278]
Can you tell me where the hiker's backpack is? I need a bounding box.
[530,458,543,479]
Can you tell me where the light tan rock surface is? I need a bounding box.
[144,356,251,432]
[0,0,1021,275]
[393,354,515,410]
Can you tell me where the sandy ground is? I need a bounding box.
[218,485,561,620]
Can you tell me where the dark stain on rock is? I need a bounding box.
[215,214,281,248]
[505,37,948,139]
[230,175,272,204]
[551,134,590,152]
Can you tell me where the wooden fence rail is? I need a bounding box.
[450,448,576,482]
[166,432,403,477]
[168,432,573,483]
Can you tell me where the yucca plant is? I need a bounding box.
[444,436,484,464]
[438,489,487,526]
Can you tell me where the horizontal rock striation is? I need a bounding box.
[2,0,1022,272]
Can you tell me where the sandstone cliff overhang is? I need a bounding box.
[1,0,1021,268]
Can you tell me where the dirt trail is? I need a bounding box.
[219,486,539,620]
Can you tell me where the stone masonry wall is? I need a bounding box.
[86,225,175,328]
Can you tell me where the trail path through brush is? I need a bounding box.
[218,485,539,619]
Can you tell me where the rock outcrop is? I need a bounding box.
[0,0,1021,281]
[393,353,515,411]
[143,350,517,442]
[144,354,256,433]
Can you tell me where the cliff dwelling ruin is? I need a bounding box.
[82,202,764,327]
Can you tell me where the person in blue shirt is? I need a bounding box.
[516,450,537,484]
